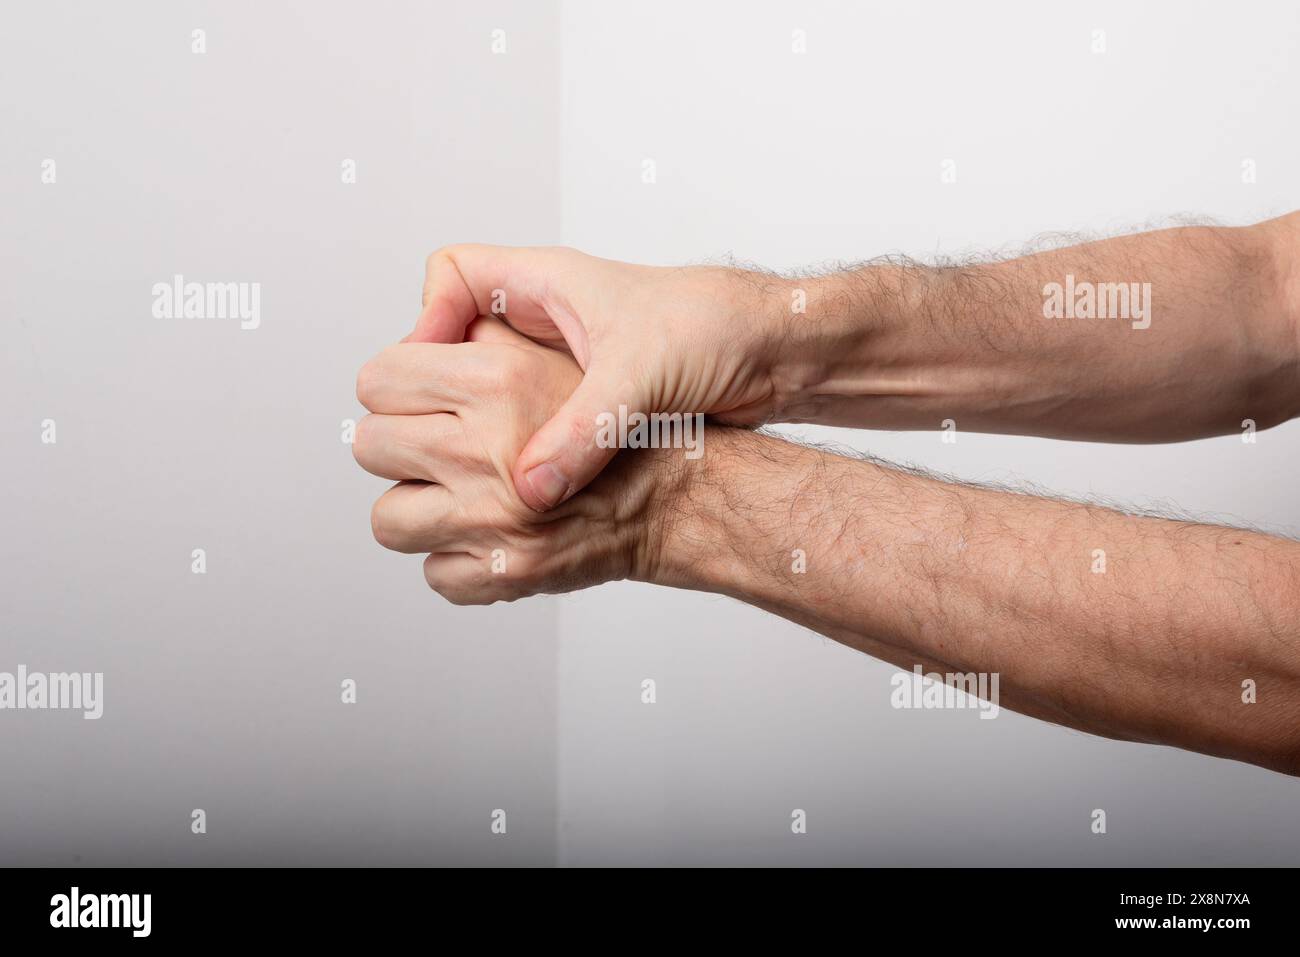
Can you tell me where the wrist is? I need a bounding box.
[627,426,813,597]
[620,439,707,589]
[758,267,903,423]
[623,426,741,591]
[705,267,857,424]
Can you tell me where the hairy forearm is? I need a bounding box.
[637,428,1300,773]
[767,214,1300,441]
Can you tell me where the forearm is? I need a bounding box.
[637,428,1300,773]
[768,214,1300,441]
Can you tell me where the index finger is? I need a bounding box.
[406,244,555,344]
[405,245,483,344]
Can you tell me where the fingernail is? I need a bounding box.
[524,463,570,509]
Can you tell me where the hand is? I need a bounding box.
[406,245,803,511]
[355,316,674,604]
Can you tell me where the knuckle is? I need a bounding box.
[359,346,422,411]
[424,562,475,606]
[352,414,373,459]
[491,550,549,602]
[422,553,447,587]
[490,346,547,397]
[426,243,475,271]
[355,361,379,408]
[506,553,542,589]
[549,244,582,264]
[356,347,407,409]
[424,552,526,606]
[552,403,598,452]
[515,345,549,380]
[457,347,513,396]
[445,588,483,607]
[370,498,401,551]
[430,583,463,604]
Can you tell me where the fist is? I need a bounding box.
[354,317,660,604]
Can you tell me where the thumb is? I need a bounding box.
[513,368,640,512]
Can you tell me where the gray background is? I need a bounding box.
[2,0,561,865]
[3,0,1299,866]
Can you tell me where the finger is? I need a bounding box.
[353,413,461,482]
[423,552,499,605]
[409,244,572,346]
[409,248,479,344]
[464,314,537,347]
[512,364,640,511]
[370,481,455,554]
[357,342,498,414]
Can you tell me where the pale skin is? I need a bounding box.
[359,213,1300,775]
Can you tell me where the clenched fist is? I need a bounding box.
[354,316,675,604]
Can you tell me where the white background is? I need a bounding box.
[556,0,1300,864]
